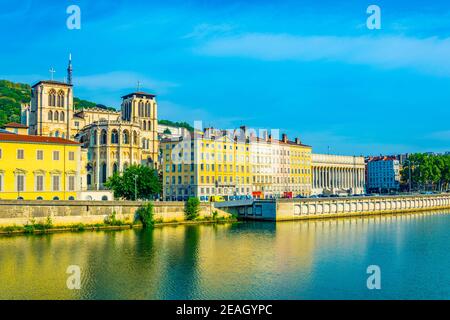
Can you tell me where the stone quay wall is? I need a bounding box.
[0,200,231,227]
[234,194,450,221]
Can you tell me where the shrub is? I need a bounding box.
[185,197,200,220]
[104,211,125,226]
[136,202,154,228]
[45,216,53,228]
[212,210,218,221]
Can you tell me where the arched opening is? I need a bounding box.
[92,130,97,145]
[145,102,150,117]
[101,195,108,201]
[133,131,138,145]
[54,111,59,122]
[48,111,53,121]
[138,101,143,117]
[111,129,119,144]
[55,130,60,137]
[48,89,56,106]
[17,196,24,200]
[68,196,75,200]
[101,129,107,145]
[143,121,147,130]
[87,173,92,186]
[123,130,129,144]
[60,111,65,121]
[101,163,107,184]
[57,90,65,107]
[123,162,129,171]
[148,121,151,131]
[112,163,118,174]
[36,196,43,200]
[53,196,59,201]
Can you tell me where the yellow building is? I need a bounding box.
[161,127,312,201]
[161,128,252,201]
[0,133,82,200]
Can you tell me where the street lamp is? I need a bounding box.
[404,158,416,193]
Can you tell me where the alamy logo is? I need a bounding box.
[366,5,381,30]
[66,5,81,30]
[366,265,381,290]
[66,265,81,290]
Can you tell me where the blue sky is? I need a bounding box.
[1,0,450,155]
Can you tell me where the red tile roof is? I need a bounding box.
[0,133,80,145]
[3,122,28,128]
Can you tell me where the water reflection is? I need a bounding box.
[0,210,449,299]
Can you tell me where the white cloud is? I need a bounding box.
[195,33,450,76]
[74,71,177,93]
[183,23,235,39]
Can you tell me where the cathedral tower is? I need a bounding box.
[120,91,159,167]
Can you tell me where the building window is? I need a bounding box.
[68,176,75,191]
[0,174,3,192]
[17,149,24,159]
[0,148,2,159]
[36,175,44,191]
[52,175,60,191]
[111,130,119,144]
[48,89,56,107]
[69,151,75,161]
[53,151,60,161]
[101,130,107,145]
[123,130,129,144]
[16,175,25,192]
[37,150,44,160]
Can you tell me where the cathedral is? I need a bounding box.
[23,56,159,191]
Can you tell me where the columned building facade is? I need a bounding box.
[312,154,365,195]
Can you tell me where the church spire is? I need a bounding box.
[67,53,73,85]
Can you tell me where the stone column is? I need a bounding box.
[106,128,110,183]
[96,130,100,191]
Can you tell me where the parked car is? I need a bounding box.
[309,195,319,198]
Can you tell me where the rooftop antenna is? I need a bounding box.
[49,67,56,81]
[327,146,331,155]
[136,80,141,92]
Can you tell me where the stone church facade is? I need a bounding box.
[24,57,159,191]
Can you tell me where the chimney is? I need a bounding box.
[295,137,301,145]
[282,133,288,143]
[263,131,269,142]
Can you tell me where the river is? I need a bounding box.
[1,210,449,299]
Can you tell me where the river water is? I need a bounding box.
[1,210,449,299]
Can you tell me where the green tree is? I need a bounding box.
[136,202,155,228]
[402,153,450,191]
[105,165,161,200]
[185,197,200,220]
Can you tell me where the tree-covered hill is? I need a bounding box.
[0,79,194,131]
[0,80,30,125]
